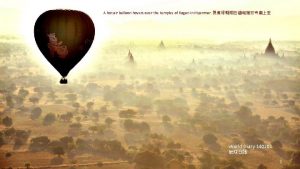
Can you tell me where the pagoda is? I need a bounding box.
[264,38,278,57]
[158,40,165,49]
[128,50,135,64]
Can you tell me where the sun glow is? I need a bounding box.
[0,0,299,81]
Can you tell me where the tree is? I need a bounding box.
[43,113,56,126]
[88,126,99,134]
[224,165,236,169]
[15,130,31,141]
[69,123,82,129]
[65,93,77,103]
[97,162,103,167]
[4,127,15,137]
[92,140,126,159]
[271,140,283,151]
[5,95,14,109]
[86,101,94,111]
[140,122,151,133]
[75,116,81,122]
[18,87,29,98]
[187,164,196,169]
[119,109,137,118]
[162,115,171,123]
[257,164,267,169]
[282,164,300,169]
[235,106,252,119]
[68,123,82,136]
[59,136,72,144]
[179,87,183,93]
[0,135,5,147]
[135,95,153,113]
[14,130,31,150]
[5,152,12,158]
[167,141,181,149]
[30,107,42,120]
[47,91,57,101]
[29,136,50,151]
[24,162,31,169]
[15,96,24,106]
[76,138,92,152]
[33,87,42,94]
[29,96,40,105]
[2,116,13,127]
[67,150,76,160]
[72,102,80,112]
[124,119,135,132]
[166,159,185,169]
[224,158,246,169]
[14,137,25,150]
[50,156,64,165]
[290,151,300,165]
[91,112,99,122]
[198,151,220,169]
[60,136,75,151]
[242,128,264,145]
[112,99,123,108]
[135,151,165,169]
[192,88,198,97]
[155,98,189,118]
[48,140,63,151]
[100,105,108,113]
[52,146,65,157]
[59,112,73,122]
[203,133,218,145]
[105,117,115,127]
[124,119,150,133]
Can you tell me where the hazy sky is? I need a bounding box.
[0,0,299,41]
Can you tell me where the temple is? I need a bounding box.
[158,40,165,49]
[264,38,278,57]
[128,50,135,64]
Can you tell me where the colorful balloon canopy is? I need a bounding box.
[34,9,95,84]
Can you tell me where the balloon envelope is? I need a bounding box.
[34,9,95,84]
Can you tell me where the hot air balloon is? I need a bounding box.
[34,9,95,84]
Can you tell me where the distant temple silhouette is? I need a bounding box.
[253,38,282,59]
[192,58,196,65]
[264,38,278,57]
[158,40,165,49]
[128,49,135,64]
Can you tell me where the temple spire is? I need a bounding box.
[128,49,135,64]
[265,38,276,56]
[158,40,165,49]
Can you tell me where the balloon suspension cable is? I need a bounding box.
[60,77,68,84]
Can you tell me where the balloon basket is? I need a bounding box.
[60,77,68,84]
